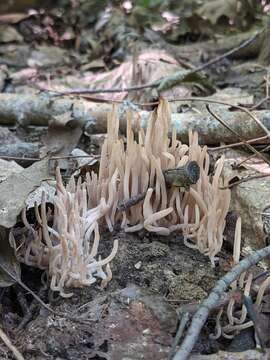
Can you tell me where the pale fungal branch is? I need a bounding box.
[14,168,118,297]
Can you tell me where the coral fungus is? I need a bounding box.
[14,99,231,296]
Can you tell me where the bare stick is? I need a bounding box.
[209,135,270,151]
[206,105,270,166]
[0,154,100,162]
[0,327,25,360]
[169,312,190,360]
[236,143,270,168]
[172,244,270,360]
[220,173,270,189]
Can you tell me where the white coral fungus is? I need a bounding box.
[15,99,230,296]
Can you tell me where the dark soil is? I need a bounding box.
[1,232,225,359]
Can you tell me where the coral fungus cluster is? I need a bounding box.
[87,99,231,262]
[14,99,231,296]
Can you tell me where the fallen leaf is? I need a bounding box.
[40,112,83,170]
[0,227,21,287]
[25,181,56,209]
[196,0,238,25]
[0,159,23,183]
[0,158,49,228]
[0,25,23,43]
[0,13,30,24]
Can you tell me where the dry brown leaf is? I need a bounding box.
[0,227,21,287]
[40,112,83,170]
[45,50,191,102]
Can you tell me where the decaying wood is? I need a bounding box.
[0,93,113,131]
[1,93,270,145]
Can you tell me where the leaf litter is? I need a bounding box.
[0,1,270,359]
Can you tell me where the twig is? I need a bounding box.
[169,312,190,360]
[220,173,270,189]
[172,244,270,360]
[250,96,270,110]
[117,191,147,211]
[37,29,263,96]
[0,263,92,325]
[236,144,270,168]
[168,97,270,140]
[0,155,100,162]
[208,135,270,151]
[242,295,265,351]
[0,263,55,315]
[206,105,270,166]
[0,327,25,360]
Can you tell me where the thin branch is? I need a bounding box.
[172,244,270,360]
[0,262,92,325]
[236,144,270,168]
[220,173,270,189]
[0,155,100,162]
[206,105,270,166]
[0,263,55,315]
[169,97,270,140]
[169,312,190,360]
[208,135,270,151]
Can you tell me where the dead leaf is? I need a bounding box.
[0,25,23,43]
[10,68,37,84]
[196,0,239,25]
[0,227,21,287]
[40,112,83,170]
[0,13,30,24]
[0,158,49,228]
[0,159,23,183]
[25,181,56,209]
[47,50,192,102]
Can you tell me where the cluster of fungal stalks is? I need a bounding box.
[14,99,231,297]
[87,99,231,264]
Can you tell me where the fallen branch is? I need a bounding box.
[206,105,270,166]
[172,244,270,360]
[1,94,270,145]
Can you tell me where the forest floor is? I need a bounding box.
[0,1,270,359]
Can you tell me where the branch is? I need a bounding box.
[172,244,270,360]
